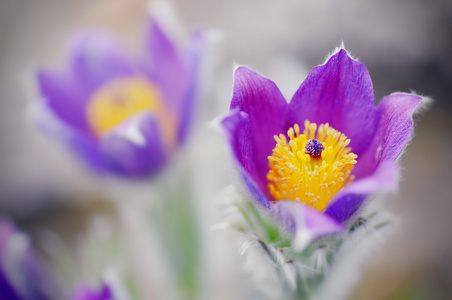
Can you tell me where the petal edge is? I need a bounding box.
[286,49,376,156]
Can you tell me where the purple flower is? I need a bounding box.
[222,49,422,246]
[70,282,113,300]
[0,219,49,300]
[36,19,203,178]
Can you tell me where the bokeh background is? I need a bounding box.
[0,0,451,299]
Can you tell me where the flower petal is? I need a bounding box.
[144,19,190,110]
[277,201,344,251]
[286,49,376,156]
[69,32,134,92]
[325,161,399,223]
[0,220,50,300]
[242,170,273,210]
[98,113,167,177]
[221,110,248,161]
[37,70,90,132]
[353,93,423,178]
[0,268,21,300]
[177,31,204,145]
[37,33,134,134]
[222,111,272,209]
[71,282,113,300]
[226,66,288,196]
[31,103,103,171]
[0,221,22,300]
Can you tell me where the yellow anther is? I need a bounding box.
[267,121,357,211]
[87,76,161,137]
[87,76,177,149]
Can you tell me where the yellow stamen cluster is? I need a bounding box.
[86,76,177,148]
[267,120,358,211]
[87,76,163,137]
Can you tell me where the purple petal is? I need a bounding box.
[221,110,250,170]
[177,30,204,145]
[353,93,423,178]
[144,19,190,110]
[37,32,134,136]
[0,220,16,257]
[225,67,288,197]
[277,201,344,250]
[325,161,399,223]
[0,269,22,300]
[71,282,112,300]
[222,111,272,209]
[0,221,22,300]
[98,113,167,177]
[242,170,273,210]
[0,220,49,300]
[37,70,90,132]
[69,32,134,92]
[286,49,376,156]
[32,103,104,172]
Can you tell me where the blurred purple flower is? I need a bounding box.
[222,49,422,246]
[0,219,49,300]
[36,19,203,178]
[70,282,113,300]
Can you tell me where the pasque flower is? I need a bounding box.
[0,218,121,300]
[36,19,202,177]
[0,219,49,300]
[222,49,422,246]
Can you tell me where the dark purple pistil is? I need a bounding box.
[305,139,324,157]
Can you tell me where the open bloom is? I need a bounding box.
[36,19,202,177]
[222,49,422,246]
[0,219,50,300]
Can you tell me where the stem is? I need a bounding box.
[105,178,174,300]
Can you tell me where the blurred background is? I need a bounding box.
[0,0,451,299]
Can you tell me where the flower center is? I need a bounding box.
[304,139,324,158]
[87,76,164,138]
[267,120,358,211]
